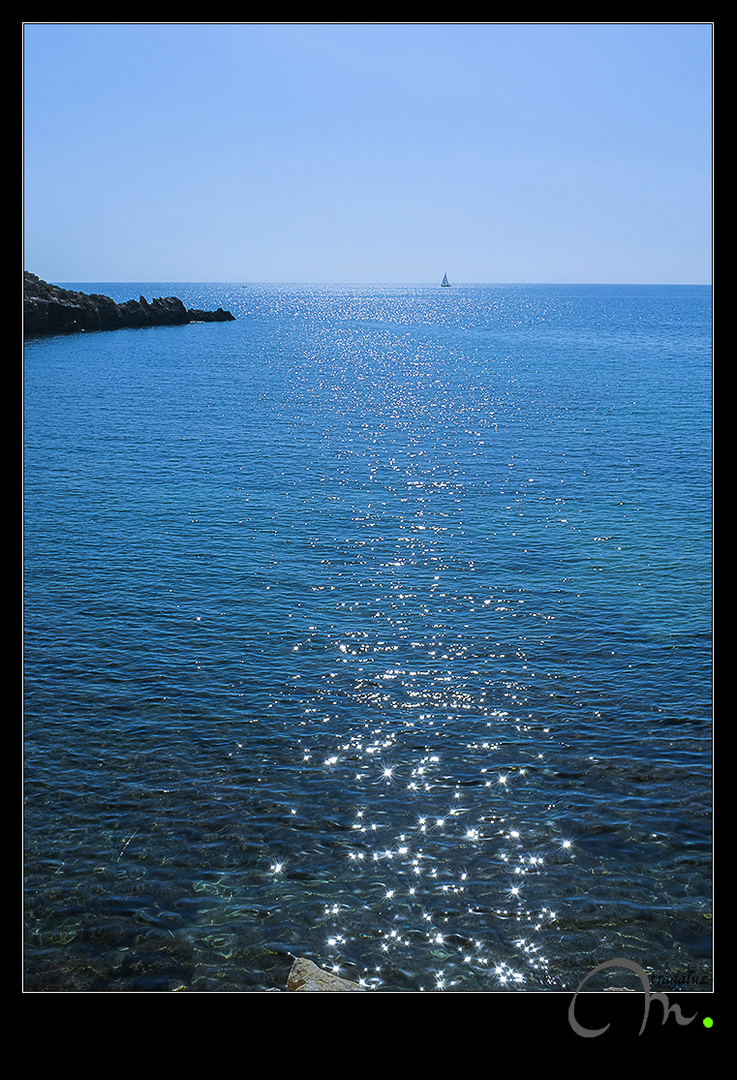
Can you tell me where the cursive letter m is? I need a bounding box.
[569,958,698,1037]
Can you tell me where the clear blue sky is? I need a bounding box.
[23,22,713,284]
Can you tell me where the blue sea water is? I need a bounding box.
[23,282,712,993]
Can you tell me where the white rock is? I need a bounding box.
[287,958,366,992]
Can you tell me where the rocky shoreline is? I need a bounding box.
[23,272,235,338]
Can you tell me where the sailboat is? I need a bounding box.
[441,273,451,287]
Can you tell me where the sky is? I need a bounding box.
[23,22,713,284]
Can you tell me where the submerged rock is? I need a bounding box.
[285,958,366,992]
[23,272,235,338]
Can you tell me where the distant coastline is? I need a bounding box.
[23,272,235,338]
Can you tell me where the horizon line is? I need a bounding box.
[45,277,712,288]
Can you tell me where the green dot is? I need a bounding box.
[703,1017,713,1028]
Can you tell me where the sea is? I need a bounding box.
[23,281,712,994]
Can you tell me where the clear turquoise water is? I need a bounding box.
[24,282,712,992]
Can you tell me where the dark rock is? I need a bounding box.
[23,272,235,338]
[187,307,234,323]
